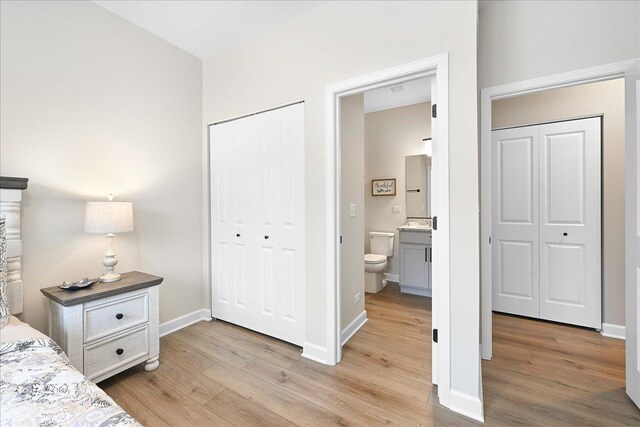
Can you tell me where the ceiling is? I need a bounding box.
[93,1,325,59]
[364,77,432,114]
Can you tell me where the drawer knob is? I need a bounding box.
[115,313,124,320]
[116,348,124,356]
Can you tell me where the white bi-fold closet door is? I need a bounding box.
[210,103,305,346]
[492,117,601,329]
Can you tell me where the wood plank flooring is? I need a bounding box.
[99,283,640,426]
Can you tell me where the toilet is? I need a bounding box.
[364,232,395,293]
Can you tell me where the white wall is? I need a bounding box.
[365,103,431,276]
[492,79,626,326]
[0,1,203,332]
[202,0,480,406]
[340,94,365,332]
[479,0,640,88]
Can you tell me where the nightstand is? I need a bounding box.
[41,271,163,383]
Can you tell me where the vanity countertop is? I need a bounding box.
[398,218,432,232]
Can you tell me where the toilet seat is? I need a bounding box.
[364,254,387,264]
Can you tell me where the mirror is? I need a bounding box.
[405,154,431,218]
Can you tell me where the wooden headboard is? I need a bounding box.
[0,176,28,315]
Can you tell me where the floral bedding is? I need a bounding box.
[1,335,140,426]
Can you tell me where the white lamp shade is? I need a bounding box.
[85,201,134,234]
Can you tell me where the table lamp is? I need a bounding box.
[85,194,134,282]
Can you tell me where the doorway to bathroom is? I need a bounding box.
[339,77,434,390]
[327,56,449,404]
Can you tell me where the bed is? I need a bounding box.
[0,201,139,426]
[0,315,141,426]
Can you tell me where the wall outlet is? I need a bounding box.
[354,293,361,305]
[349,203,356,217]
[393,205,402,212]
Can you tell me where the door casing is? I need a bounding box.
[324,54,452,408]
[480,59,640,361]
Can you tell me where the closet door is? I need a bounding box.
[210,117,257,329]
[210,103,305,346]
[539,117,601,328]
[252,104,305,345]
[492,126,540,318]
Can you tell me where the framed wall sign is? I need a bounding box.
[372,178,396,196]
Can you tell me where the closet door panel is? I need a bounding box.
[211,117,259,328]
[539,118,601,328]
[544,243,585,305]
[277,107,305,346]
[255,104,305,346]
[492,127,540,318]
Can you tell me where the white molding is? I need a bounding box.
[340,310,367,346]
[325,53,451,408]
[159,308,211,337]
[601,323,626,340]
[302,342,329,365]
[480,58,640,361]
[383,273,399,283]
[449,389,484,423]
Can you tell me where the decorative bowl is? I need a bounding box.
[58,277,99,291]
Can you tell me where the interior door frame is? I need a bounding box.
[324,54,451,405]
[480,58,640,360]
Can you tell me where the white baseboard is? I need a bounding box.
[601,322,626,340]
[159,308,212,337]
[302,342,330,365]
[400,286,432,297]
[480,344,492,360]
[384,273,399,283]
[450,389,484,423]
[341,310,367,346]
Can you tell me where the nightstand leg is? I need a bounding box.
[145,356,159,371]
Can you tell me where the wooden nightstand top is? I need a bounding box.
[41,271,163,307]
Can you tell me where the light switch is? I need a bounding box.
[393,206,402,212]
[349,203,356,217]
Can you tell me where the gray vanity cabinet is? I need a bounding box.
[399,231,432,296]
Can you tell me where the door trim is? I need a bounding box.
[324,54,452,407]
[481,58,640,360]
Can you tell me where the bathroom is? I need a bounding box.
[339,76,433,351]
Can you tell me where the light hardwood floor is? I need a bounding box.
[100,283,640,426]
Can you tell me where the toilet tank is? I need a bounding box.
[369,232,395,256]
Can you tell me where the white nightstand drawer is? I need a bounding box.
[83,293,149,343]
[84,325,149,380]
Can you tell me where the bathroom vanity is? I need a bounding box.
[398,225,432,296]
[398,153,433,297]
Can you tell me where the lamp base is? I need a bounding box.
[100,233,121,283]
[100,272,121,283]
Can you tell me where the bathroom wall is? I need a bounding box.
[365,102,431,278]
[492,78,626,326]
[340,94,365,332]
